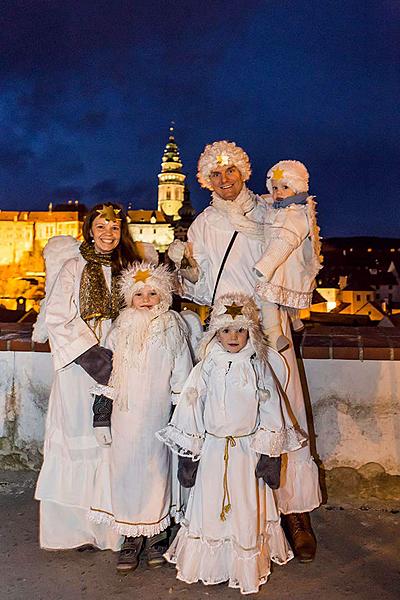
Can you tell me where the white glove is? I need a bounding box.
[94,426,112,447]
[168,240,186,268]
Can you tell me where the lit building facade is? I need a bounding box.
[157,126,186,220]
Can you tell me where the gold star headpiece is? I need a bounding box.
[272,167,284,181]
[224,302,243,319]
[96,205,122,223]
[133,269,151,283]
[216,153,230,166]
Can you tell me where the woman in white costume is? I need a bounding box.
[88,262,193,572]
[168,141,321,562]
[35,203,143,551]
[158,293,305,595]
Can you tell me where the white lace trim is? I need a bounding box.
[88,509,170,538]
[255,280,314,309]
[250,426,306,456]
[156,425,203,459]
[90,383,115,400]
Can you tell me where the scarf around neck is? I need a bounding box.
[272,192,308,209]
[79,241,121,336]
[211,186,265,241]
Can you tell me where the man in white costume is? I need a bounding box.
[168,141,321,562]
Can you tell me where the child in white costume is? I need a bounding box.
[157,293,305,595]
[89,262,193,571]
[255,160,322,351]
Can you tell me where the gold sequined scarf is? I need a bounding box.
[79,241,121,337]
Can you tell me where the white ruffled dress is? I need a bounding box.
[157,341,305,595]
[89,311,193,538]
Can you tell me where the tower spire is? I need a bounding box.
[157,124,186,220]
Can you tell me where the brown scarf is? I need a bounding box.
[79,241,122,336]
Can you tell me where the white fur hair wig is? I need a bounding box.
[197,140,252,190]
[119,262,175,308]
[198,292,268,361]
[266,160,309,194]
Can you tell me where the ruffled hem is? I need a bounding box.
[165,522,293,595]
[88,508,170,538]
[250,426,306,456]
[156,425,203,459]
[255,280,314,309]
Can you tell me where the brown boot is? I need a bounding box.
[282,512,316,563]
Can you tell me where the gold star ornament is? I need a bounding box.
[224,302,243,319]
[96,205,122,222]
[216,153,230,166]
[133,269,151,283]
[272,167,284,181]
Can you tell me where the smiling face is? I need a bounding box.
[217,326,249,353]
[209,165,244,201]
[271,179,296,201]
[131,284,161,310]
[91,216,121,254]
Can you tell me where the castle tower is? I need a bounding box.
[157,126,186,220]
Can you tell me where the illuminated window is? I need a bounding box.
[367,248,372,252]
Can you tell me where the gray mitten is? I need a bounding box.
[75,345,113,385]
[177,456,199,488]
[255,454,282,490]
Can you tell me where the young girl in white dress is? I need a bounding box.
[88,262,193,572]
[157,292,306,595]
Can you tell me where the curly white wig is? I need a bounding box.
[119,262,175,308]
[198,292,268,362]
[266,160,309,194]
[197,140,252,190]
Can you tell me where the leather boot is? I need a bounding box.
[282,512,316,563]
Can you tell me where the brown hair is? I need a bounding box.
[82,202,139,274]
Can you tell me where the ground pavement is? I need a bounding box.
[0,471,399,600]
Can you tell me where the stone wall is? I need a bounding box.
[0,324,399,507]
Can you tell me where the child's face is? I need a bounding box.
[217,326,249,353]
[132,285,161,310]
[271,180,295,201]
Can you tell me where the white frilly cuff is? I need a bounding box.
[156,424,204,460]
[90,383,115,400]
[250,426,306,457]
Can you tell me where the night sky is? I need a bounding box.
[0,0,398,237]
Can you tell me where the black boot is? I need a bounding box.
[282,512,316,563]
[146,531,169,568]
[116,536,144,573]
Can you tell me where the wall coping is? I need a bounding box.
[0,323,400,360]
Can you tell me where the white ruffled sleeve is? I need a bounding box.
[250,360,306,457]
[45,259,98,371]
[180,216,212,306]
[157,362,206,460]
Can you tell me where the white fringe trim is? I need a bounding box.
[90,383,115,400]
[88,509,170,538]
[156,425,203,459]
[256,280,314,309]
[250,426,306,456]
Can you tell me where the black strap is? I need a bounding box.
[211,231,239,306]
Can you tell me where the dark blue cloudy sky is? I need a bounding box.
[0,0,398,236]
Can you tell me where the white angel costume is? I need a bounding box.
[89,264,193,537]
[157,294,305,595]
[177,186,321,514]
[255,161,322,309]
[35,234,158,550]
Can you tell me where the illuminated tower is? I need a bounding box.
[157,126,186,220]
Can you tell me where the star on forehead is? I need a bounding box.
[96,205,122,222]
[224,302,243,319]
[216,153,230,166]
[272,167,284,181]
[133,269,151,283]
